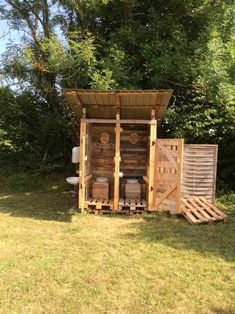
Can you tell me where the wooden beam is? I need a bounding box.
[85,175,92,183]
[212,145,218,204]
[148,109,157,210]
[148,109,157,211]
[115,93,121,109]
[143,176,149,184]
[86,123,92,199]
[83,118,153,124]
[118,92,169,96]
[155,184,177,208]
[157,142,178,171]
[69,91,169,96]
[79,108,87,211]
[114,110,122,211]
[175,139,184,213]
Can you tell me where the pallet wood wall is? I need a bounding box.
[90,124,115,197]
[120,124,148,200]
[182,144,218,204]
[154,139,184,213]
[120,124,148,177]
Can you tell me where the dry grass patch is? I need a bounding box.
[0,189,234,313]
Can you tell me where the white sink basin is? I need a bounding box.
[66,176,79,185]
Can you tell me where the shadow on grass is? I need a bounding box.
[0,190,73,222]
[119,212,235,262]
[210,307,235,314]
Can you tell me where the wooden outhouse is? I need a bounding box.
[64,89,227,224]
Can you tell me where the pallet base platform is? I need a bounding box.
[118,198,147,212]
[82,208,147,215]
[82,198,147,215]
[181,196,228,224]
[84,198,114,211]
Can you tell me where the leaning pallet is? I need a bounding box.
[181,196,228,224]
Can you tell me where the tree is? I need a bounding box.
[0,0,234,187]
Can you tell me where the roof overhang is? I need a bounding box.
[64,89,173,122]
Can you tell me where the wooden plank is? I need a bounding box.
[92,182,109,199]
[155,184,177,208]
[154,139,183,213]
[187,198,215,221]
[157,142,178,171]
[199,197,227,218]
[126,184,141,200]
[181,199,208,222]
[84,118,152,124]
[193,197,221,220]
[175,139,184,213]
[181,196,227,224]
[79,108,87,211]
[113,110,121,211]
[143,176,149,183]
[181,205,200,224]
[148,110,157,211]
[85,175,92,183]
[182,144,218,204]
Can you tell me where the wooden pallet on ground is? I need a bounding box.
[119,198,147,213]
[84,198,114,212]
[181,196,228,224]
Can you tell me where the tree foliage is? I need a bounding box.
[0,0,234,188]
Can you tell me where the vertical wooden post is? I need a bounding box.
[86,122,92,199]
[79,108,87,211]
[114,94,121,211]
[212,145,218,205]
[175,139,184,213]
[148,109,157,211]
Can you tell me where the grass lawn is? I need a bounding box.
[0,178,234,313]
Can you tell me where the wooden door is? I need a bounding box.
[154,139,184,213]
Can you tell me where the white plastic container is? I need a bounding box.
[72,147,80,163]
[96,177,108,183]
[127,179,138,184]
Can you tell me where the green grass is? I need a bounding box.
[0,180,234,313]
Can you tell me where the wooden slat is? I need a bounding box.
[148,110,157,210]
[187,198,215,221]
[182,145,218,204]
[181,197,227,224]
[181,204,200,224]
[155,184,177,208]
[113,109,121,211]
[181,198,208,222]
[193,197,221,219]
[199,197,227,218]
[84,118,152,124]
[154,139,183,214]
[176,139,184,213]
[79,108,87,211]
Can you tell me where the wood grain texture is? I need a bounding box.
[181,197,227,224]
[113,111,121,210]
[154,139,184,214]
[182,144,218,204]
[92,182,109,199]
[148,110,157,210]
[125,183,141,200]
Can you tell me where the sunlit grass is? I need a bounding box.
[0,186,234,313]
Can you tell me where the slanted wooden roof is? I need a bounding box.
[64,89,173,121]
